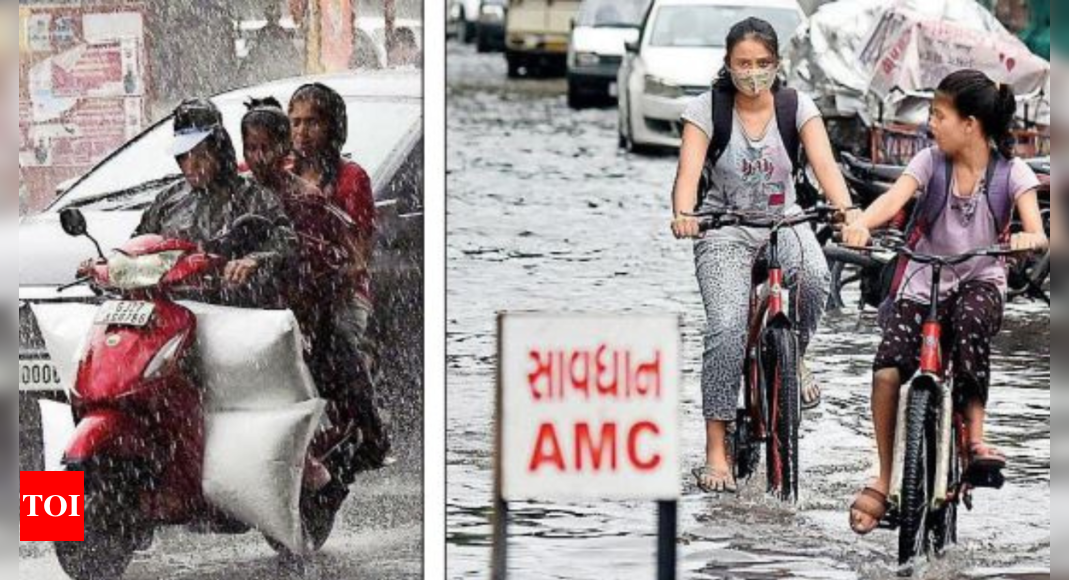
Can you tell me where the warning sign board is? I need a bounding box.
[497,313,682,503]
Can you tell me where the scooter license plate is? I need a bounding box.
[95,301,155,327]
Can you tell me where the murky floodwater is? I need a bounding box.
[446,44,1050,580]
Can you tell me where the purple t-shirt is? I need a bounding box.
[900,148,1041,304]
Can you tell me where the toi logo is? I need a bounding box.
[20,471,85,542]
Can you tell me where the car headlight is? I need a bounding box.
[575,52,601,67]
[644,76,685,99]
[481,5,505,20]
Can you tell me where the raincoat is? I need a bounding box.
[134,174,298,307]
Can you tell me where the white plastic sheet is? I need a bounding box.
[30,302,323,554]
[787,0,1051,124]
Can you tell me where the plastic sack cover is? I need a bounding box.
[202,400,325,554]
[30,303,98,391]
[39,399,77,472]
[30,302,323,551]
[786,0,1050,124]
[180,302,318,412]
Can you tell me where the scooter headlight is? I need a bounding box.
[143,333,188,381]
[108,251,185,290]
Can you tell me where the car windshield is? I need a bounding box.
[56,79,421,211]
[578,0,649,28]
[648,5,801,49]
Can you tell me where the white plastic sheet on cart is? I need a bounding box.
[31,302,323,554]
[787,0,1050,125]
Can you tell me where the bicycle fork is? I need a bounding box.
[889,267,956,512]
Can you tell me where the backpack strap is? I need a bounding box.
[985,155,1015,236]
[695,87,735,210]
[774,87,801,177]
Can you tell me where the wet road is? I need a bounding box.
[446,43,1050,580]
[19,450,422,579]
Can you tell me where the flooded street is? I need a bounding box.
[19,431,424,580]
[446,43,1050,580]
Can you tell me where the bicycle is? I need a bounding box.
[690,205,843,502]
[847,238,1032,573]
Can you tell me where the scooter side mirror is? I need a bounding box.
[60,208,88,237]
[60,207,106,260]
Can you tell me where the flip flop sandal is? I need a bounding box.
[693,467,738,495]
[850,487,889,536]
[969,443,1008,472]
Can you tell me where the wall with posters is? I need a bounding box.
[18,3,149,215]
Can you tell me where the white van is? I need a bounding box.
[567,0,651,108]
[505,0,582,77]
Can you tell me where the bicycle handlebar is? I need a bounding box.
[690,205,848,234]
[843,240,1033,267]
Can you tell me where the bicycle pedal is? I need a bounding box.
[879,507,900,531]
[964,467,1005,490]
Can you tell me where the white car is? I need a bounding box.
[566,0,650,109]
[617,0,805,150]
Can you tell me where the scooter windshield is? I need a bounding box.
[107,250,186,290]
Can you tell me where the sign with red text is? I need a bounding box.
[498,314,681,502]
[20,471,85,542]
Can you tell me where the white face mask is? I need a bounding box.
[731,66,778,97]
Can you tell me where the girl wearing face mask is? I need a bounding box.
[841,70,1048,535]
[670,17,856,494]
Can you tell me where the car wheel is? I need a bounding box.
[568,81,591,110]
[506,53,522,79]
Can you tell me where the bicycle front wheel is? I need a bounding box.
[899,383,937,568]
[763,327,801,502]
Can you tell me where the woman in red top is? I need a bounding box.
[288,83,391,475]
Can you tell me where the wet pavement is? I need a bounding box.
[446,43,1050,580]
[19,444,423,580]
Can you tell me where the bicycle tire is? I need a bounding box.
[899,384,936,568]
[930,425,959,558]
[763,327,801,502]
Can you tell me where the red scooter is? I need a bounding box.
[52,208,347,580]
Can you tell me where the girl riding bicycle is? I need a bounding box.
[842,70,1049,535]
[670,18,857,494]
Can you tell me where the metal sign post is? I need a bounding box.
[492,313,682,580]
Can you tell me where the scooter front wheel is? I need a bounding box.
[55,466,140,580]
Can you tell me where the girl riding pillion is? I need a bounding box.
[843,70,1049,535]
[670,18,858,494]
